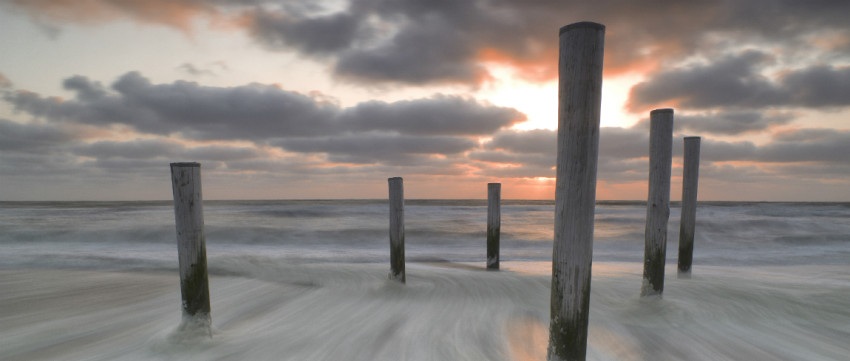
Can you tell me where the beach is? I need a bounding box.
[2,262,849,360]
[1,201,849,360]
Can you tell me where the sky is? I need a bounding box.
[1,0,849,201]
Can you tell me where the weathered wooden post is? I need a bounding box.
[170,162,211,329]
[678,136,701,277]
[388,177,405,283]
[641,109,674,297]
[487,183,501,270]
[549,21,605,361]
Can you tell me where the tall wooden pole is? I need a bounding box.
[487,183,501,270]
[549,21,605,361]
[170,162,211,328]
[641,109,674,297]
[388,177,405,283]
[678,136,701,276]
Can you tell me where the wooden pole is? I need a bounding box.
[678,136,701,276]
[170,162,211,328]
[487,183,501,270]
[388,177,405,283]
[641,109,674,297]
[549,21,605,361]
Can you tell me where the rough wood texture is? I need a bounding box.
[388,177,405,283]
[549,21,605,361]
[170,162,211,327]
[641,109,674,297]
[487,183,501,270]
[678,136,701,276]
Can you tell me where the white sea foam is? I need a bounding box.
[2,262,849,360]
[2,201,849,360]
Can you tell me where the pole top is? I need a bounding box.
[650,108,674,115]
[388,176,403,181]
[684,136,701,141]
[171,162,200,167]
[488,182,501,186]
[559,21,605,35]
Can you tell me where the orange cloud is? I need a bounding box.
[8,0,222,32]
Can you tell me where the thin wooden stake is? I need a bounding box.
[388,177,405,283]
[641,109,674,296]
[678,136,701,276]
[549,21,605,361]
[487,183,501,270]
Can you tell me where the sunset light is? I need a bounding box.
[2,2,849,361]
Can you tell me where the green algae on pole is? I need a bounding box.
[487,183,501,270]
[388,177,405,283]
[641,109,674,297]
[678,136,701,277]
[170,162,211,330]
[549,21,605,361]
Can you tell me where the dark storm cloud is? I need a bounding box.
[4,72,521,142]
[630,51,850,111]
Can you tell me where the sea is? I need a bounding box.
[1,200,848,360]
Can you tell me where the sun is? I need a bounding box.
[481,66,643,130]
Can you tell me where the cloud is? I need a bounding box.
[757,128,850,163]
[630,110,796,136]
[176,63,216,77]
[3,0,220,32]
[5,72,523,143]
[339,96,524,136]
[0,118,80,152]
[2,72,525,179]
[71,138,263,162]
[249,10,363,55]
[780,65,850,107]
[629,51,850,111]
[276,133,477,165]
[627,50,785,111]
[0,73,12,88]
[7,1,850,87]
[674,111,795,135]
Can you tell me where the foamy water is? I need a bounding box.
[1,201,849,360]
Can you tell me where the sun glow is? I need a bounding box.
[482,66,644,130]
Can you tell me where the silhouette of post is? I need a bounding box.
[388,177,405,283]
[641,109,674,297]
[170,162,211,328]
[678,136,701,277]
[487,183,501,270]
[549,21,605,361]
